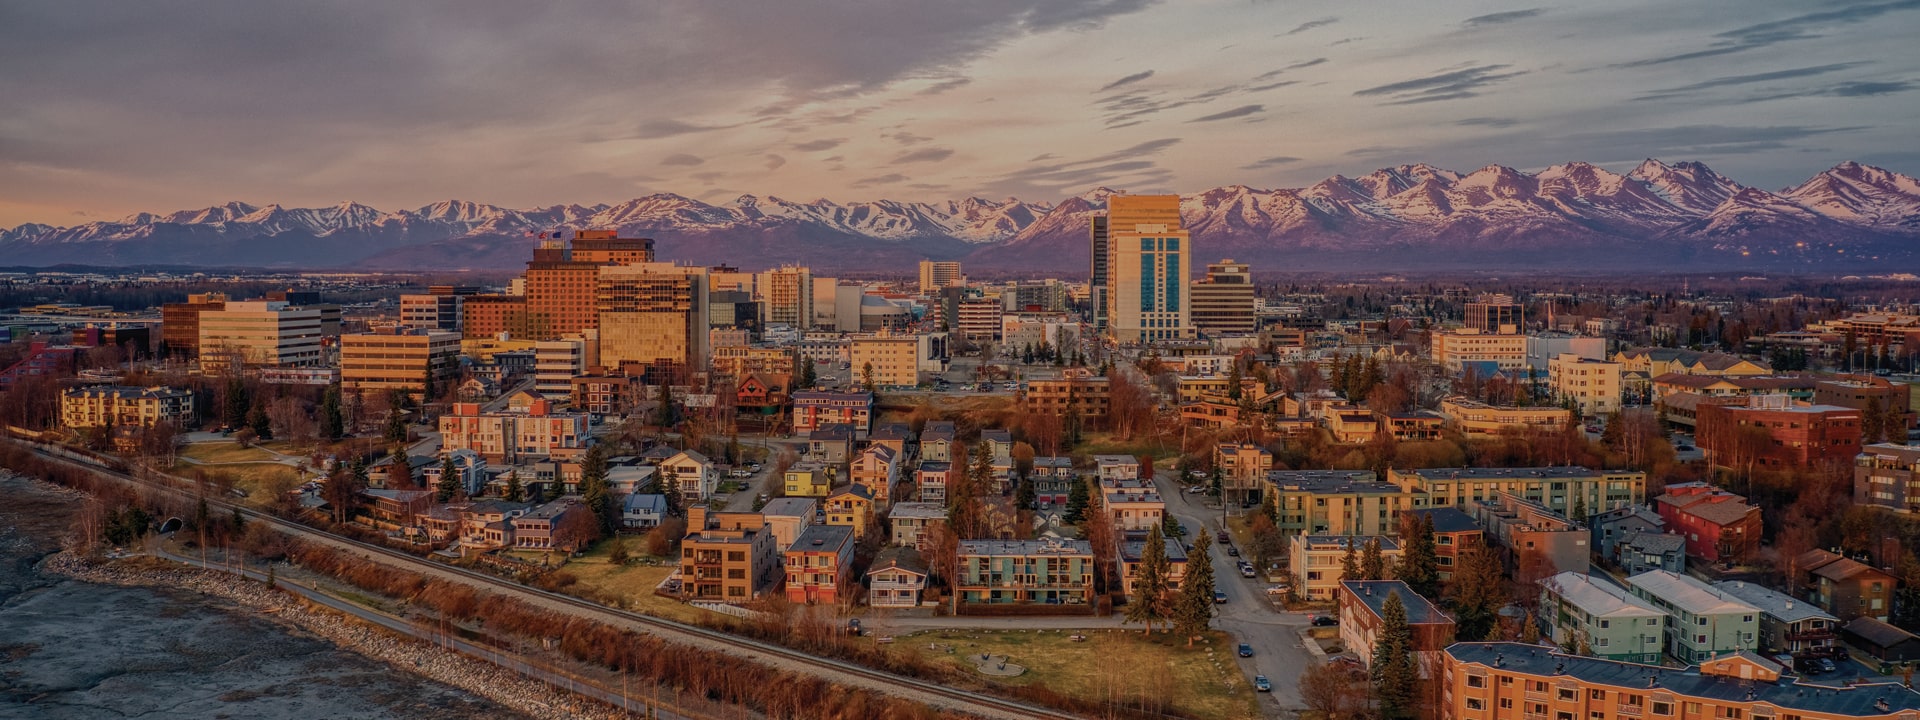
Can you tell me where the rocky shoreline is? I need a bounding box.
[41,552,636,720]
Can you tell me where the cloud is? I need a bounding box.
[1354,64,1526,104]
[1454,117,1521,129]
[892,147,955,164]
[1245,80,1300,93]
[851,173,910,188]
[1618,1,1920,68]
[763,154,787,170]
[661,153,706,166]
[1097,70,1155,92]
[1281,17,1339,36]
[1460,8,1545,28]
[1253,57,1329,82]
[1240,155,1301,170]
[919,77,972,95]
[890,131,934,145]
[635,119,732,139]
[1635,62,1869,101]
[1029,153,1058,162]
[791,138,846,152]
[1189,104,1264,122]
[1741,80,1919,103]
[691,171,725,183]
[1328,37,1366,46]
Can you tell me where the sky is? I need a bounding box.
[4,0,1919,227]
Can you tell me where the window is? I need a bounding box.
[1600,620,1611,628]
[1742,615,1754,623]
[1469,675,1487,688]
[1653,703,1672,715]
[1468,699,1485,711]
[1560,689,1578,701]
[1501,698,1515,709]
[1724,709,1742,719]
[1684,703,1701,715]
[1590,690,1607,701]
[1560,713,1576,720]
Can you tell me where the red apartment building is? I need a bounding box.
[1654,482,1762,564]
[1696,395,1861,469]
[784,524,855,605]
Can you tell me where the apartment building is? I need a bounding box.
[61,385,195,429]
[1216,442,1275,507]
[825,485,874,539]
[920,421,956,462]
[1403,507,1485,581]
[339,331,461,400]
[1391,467,1647,519]
[1853,443,1920,514]
[1549,353,1623,416]
[1438,398,1573,437]
[1432,328,1528,374]
[756,498,816,551]
[955,538,1096,609]
[1442,642,1920,720]
[1022,375,1111,419]
[680,506,782,604]
[850,444,901,507]
[1654,482,1762,564]
[1697,395,1862,469]
[1795,549,1897,623]
[1710,580,1842,656]
[1290,535,1403,601]
[399,293,463,332]
[1188,259,1256,334]
[1340,580,1455,670]
[783,461,832,498]
[791,391,874,436]
[596,263,710,371]
[1539,571,1668,663]
[849,334,920,389]
[918,260,963,293]
[1119,537,1189,601]
[783,523,855,605]
[197,300,325,371]
[888,502,945,549]
[1625,570,1760,663]
[532,337,588,398]
[1471,493,1591,579]
[756,266,813,330]
[438,400,590,464]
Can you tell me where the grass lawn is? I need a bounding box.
[1076,432,1182,461]
[896,628,1261,720]
[179,442,281,464]
[174,462,303,505]
[546,538,711,624]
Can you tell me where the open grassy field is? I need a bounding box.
[895,627,1261,720]
[541,538,712,624]
[179,442,282,464]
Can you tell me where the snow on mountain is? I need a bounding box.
[6,160,1919,271]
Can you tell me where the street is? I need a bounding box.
[1153,470,1314,714]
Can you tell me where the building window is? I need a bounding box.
[1560,689,1578,701]
[1468,675,1486,688]
[1468,699,1485,711]
[1652,702,1672,715]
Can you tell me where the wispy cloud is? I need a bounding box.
[1461,8,1545,28]
[1618,1,1920,68]
[1189,104,1265,122]
[763,154,786,171]
[661,153,705,166]
[1354,64,1526,105]
[1455,117,1521,128]
[1253,58,1327,82]
[851,173,909,188]
[892,147,955,164]
[635,119,733,139]
[1097,70,1155,93]
[1240,155,1301,170]
[919,77,971,95]
[1281,17,1339,36]
[1635,62,1869,101]
[791,138,846,152]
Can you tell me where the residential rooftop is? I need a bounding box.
[1711,580,1839,625]
[1627,570,1760,617]
[1342,580,1452,625]
[1543,571,1665,619]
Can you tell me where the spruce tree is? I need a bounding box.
[579,444,615,534]
[1450,545,1506,640]
[247,403,273,440]
[435,455,460,502]
[1341,537,1361,580]
[320,384,344,440]
[1361,536,1387,580]
[656,466,680,517]
[1399,513,1440,599]
[504,470,524,503]
[1016,471,1036,510]
[1371,591,1419,720]
[1063,474,1090,524]
[223,377,250,429]
[384,407,407,444]
[1173,537,1216,646]
[1124,524,1172,634]
[655,383,676,428]
[800,357,817,388]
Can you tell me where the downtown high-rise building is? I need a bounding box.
[1466,293,1523,334]
[596,263,711,374]
[918,260,964,294]
[1189,259,1255,334]
[757,266,814,330]
[523,230,655,340]
[1101,195,1191,343]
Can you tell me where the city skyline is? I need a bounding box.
[6,1,1920,227]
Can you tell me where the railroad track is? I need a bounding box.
[8,438,1082,720]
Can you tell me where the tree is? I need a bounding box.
[1124,524,1173,634]
[1360,536,1386,580]
[323,463,366,524]
[553,506,602,553]
[1063,474,1090,524]
[606,534,630,565]
[579,444,616,534]
[656,383,677,429]
[1015,472,1037,510]
[862,361,877,392]
[384,405,408,444]
[223,377,250,429]
[503,470,524,502]
[1371,591,1419,720]
[657,466,681,517]
[320,384,344,440]
[435,455,461,502]
[1862,396,1888,445]
[1341,537,1361,580]
[1173,535,1216,646]
[799,357,817,388]
[1398,513,1439,599]
[1449,545,1506,641]
[1209,464,1223,497]
[1300,662,1364,720]
[247,403,273,440]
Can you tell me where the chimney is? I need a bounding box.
[1494,654,1503,667]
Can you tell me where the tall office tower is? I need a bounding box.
[567,230,654,264]
[523,232,656,340]
[756,266,813,330]
[1089,215,1108,330]
[400,293,464,332]
[918,260,964,293]
[1189,259,1256,334]
[596,263,710,374]
[1105,195,1191,343]
[161,292,227,360]
[1466,293,1523,334]
[197,300,325,372]
[533,337,588,398]
[340,330,461,400]
[461,294,528,339]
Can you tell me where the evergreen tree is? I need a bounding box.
[320,384,344,440]
[1260,490,1279,525]
[862,360,877,392]
[503,470,525,502]
[799,357,817,388]
[1209,464,1223,497]
[1360,536,1387,580]
[435,455,460,502]
[247,403,273,440]
[223,377,250,429]
[1341,537,1361,579]
[1124,524,1172,634]
[384,407,408,444]
[231,507,245,533]
[1227,360,1244,401]
[1450,545,1506,640]
[194,496,210,531]
[1173,536,1216,646]
[1371,591,1419,720]
[1016,471,1036,510]
[1063,474,1091,524]
[579,444,615,534]
[656,383,677,428]
[1863,396,1887,445]
[1398,513,1439,599]
[656,466,680,517]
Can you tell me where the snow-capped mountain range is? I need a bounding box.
[5,159,1918,272]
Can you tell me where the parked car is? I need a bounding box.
[1187,485,1207,494]
[1237,643,1254,657]
[1215,591,1229,604]
[1227,546,1240,557]
[1311,615,1339,627]
[1216,531,1231,544]
[1240,563,1256,578]
[1253,675,1272,692]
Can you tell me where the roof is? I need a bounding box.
[1404,507,1481,534]
[1265,470,1390,494]
[1618,531,1685,555]
[889,501,946,520]
[828,484,873,501]
[1593,505,1665,531]
[1710,581,1838,624]
[1796,549,1843,573]
[622,493,667,513]
[1121,538,1189,563]
[1812,557,1891,583]
[1297,535,1402,551]
[1542,572,1665,619]
[758,497,817,518]
[810,424,855,440]
[1626,570,1759,616]
[1406,466,1612,480]
[920,421,956,439]
[1034,456,1074,468]
[917,461,951,473]
[1340,581,1453,625]
[790,523,854,552]
[980,429,1012,442]
[1448,642,1920,717]
[868,547,928,576]
[869,423,913,441]
[792,391,874,403]
[959,538,1092,556]
[1679,499,1760,526]
[1843,617,1920,649]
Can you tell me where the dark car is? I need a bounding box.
[1237,643,1254,657]
[1215,591,1229,604]
[1216,531,1231,544]
[1253,675,1272,692]
[1312,615,1339,627]
[1227,546,1240,557]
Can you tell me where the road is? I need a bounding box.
[719,435,800,512]
[1154,470,1314,716]
[8,437,1077,720]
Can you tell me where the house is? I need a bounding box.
[888,502,945,549]
[1290,535,1403,601]
[679,505,783,604]
[512,499,590,551]
[868,423,914,463]
[1710,580,1841,656]
[1030,457,1076,508]
[1215,443,1274,507]
[955,538,1095,610]
[850,444,900,507]
[1403,507,1483,581]
[1326,406,1380,443]
[1795,549,1897,623]
[620,493,668,529]
[1470,492,1591,580]
[1119,537,1189,601]
[825,485,875,539]
[1098,480,1165,533]
[915,462,951,504]
[980,429,1013,465]
[919,421,956,463]
[420,448,488,498]
[360,488,434,526]
[1842,617,1920,662]
[456,501,527,549]
[1379,411,1446,441]
[1539,571,1667,664]
[605,460,658,496]
[368,453,437,489]
[1092,454,1140,483]
[783,524,855,605]
[1614,531,1687,575]
[757,497,817,550]
[783,461,833,498]
[734,372,791,416]
[1655,482,1762,564]
[1340,580,1456,670]
[807,424,855,464]
[791,391,873,437]
[866,547,929,609]
[1625,569,1759,663]
[1590,505,1665,561]
[661,450,719,506]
